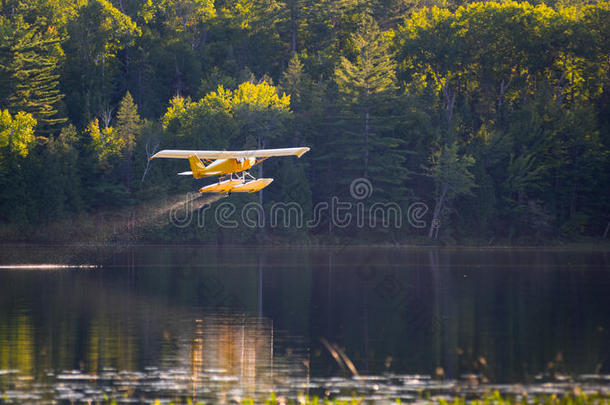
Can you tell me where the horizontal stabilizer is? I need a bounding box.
[150,147,310,160]
[178,171,193,176]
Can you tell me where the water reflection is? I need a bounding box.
[0,246,609,402]
[0,310,306,403]
[182,315,275,398]
[307,248,610,382]
[0,311,34,376]
[0,253,308,402]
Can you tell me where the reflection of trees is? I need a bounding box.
[0,260,307,401]
[426,249,610,382]
[185,315,275,396]
[309,248,444,375]
[1,246,609,394]
[86,313,138,372]
[308,248,610,382]
[0,313,34,375]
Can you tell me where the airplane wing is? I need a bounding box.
[150,147,310,160]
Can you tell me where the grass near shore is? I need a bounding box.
[112,391,610,405]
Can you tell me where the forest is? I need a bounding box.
[0,0,609,244]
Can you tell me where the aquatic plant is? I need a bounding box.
[89,390,610,405]
[242,391,610,405]
[432,391,610,405]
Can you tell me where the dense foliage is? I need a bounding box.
[0,0,608,244]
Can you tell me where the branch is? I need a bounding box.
[141,139,160,183]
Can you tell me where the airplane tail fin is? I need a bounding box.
[187,155,207,178]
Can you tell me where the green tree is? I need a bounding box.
[425,141,476,239]
[335,15,397,178]
[63,0,140,126]
[114,91,144,189]
[35,124,83,221]
[299,0,370,76]
[0,16,66,133]
[161,90,237,150]
[87,118,125,172]
[230,80,292,211]
[0,109,37,157]
[140,0,215,48]
[333,14,408,214]
[115,92,142,154]
[0,109,37,224]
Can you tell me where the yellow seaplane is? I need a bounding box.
[150,147,310,194]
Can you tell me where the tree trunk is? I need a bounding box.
[192,29,207,50]
[498,77,509,123]
[364,108,370,178]
[289,0,297,53]
[101,53,105,102]
[428,184,447,239]
[442,84,456,128]
[569,181,577,218]
[174,57,183,95]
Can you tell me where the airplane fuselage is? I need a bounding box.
[204,157,257,175]
[188,156,257,178]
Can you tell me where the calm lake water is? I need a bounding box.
[0,245,609,403]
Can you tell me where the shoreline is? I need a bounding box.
[1,198,608,248]
[1,240,609,249]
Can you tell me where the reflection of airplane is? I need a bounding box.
[150,147,310,194]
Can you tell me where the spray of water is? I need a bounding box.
[0,264,98,270]
[66,192,228,242]
[196,193,225,209]
[147,192,225,226]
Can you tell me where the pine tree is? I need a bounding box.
[114,91,143,190]
[300,0,370,73]
[280,55,308,114]
[115,91,142,154]
[280,54,322,146]
[333,15,406,199]
[2,18,66,134]
[37,124,83,222]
